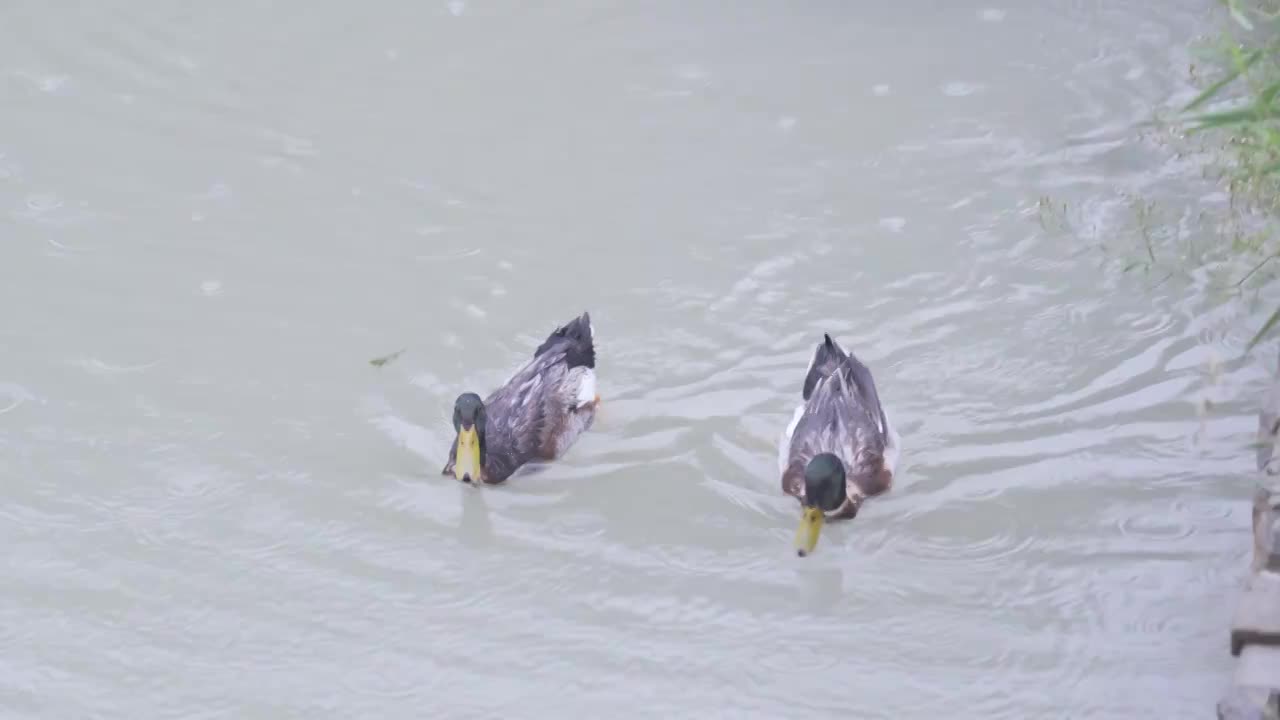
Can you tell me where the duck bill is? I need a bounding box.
[453,426,482,484]
[795,506,824,557]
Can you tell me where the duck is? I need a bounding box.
[443,311,599,485]
[779,333,900,557]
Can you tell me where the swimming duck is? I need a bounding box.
[779,334,900,556]
[443,311,599,485]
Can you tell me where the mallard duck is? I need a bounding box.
[443,311,599,485]
[779,334,900,556]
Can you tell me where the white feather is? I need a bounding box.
[575,368,597,408]
[882,406,901,474]
[777,403,805,473]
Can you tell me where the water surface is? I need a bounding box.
[0,1,1262,718]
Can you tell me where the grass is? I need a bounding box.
[1116,0,1280,351]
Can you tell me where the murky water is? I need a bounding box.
[2,1,1269,717]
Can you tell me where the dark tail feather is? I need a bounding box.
[840,351,889,435]
[802,333,848,400]
[534,311,595,369]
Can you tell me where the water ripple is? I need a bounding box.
[0,0,1243,717]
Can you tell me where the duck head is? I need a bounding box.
[452,392,487,484]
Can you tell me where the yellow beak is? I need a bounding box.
[795,506,824,557]
[453,426,482,484]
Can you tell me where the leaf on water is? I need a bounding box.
[369,348,407,368]
[1247,306,1280,351]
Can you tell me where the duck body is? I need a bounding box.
[779,334,900,555]
[443,312,599,485]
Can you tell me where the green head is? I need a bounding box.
[795,453,847,557]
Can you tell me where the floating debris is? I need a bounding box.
[369,348,407,368]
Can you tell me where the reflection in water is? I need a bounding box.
[457,484,494,547]
[794,565,846,615]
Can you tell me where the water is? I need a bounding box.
[0,1,1267,717]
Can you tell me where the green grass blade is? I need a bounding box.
[1260,80,1280,108]
[1187,106,1267,129]
[1247,306,1280,351]
[1184,49,1263,111]
[1228,0,1256,30]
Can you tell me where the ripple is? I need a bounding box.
[24,193,64,213]
[73,358,161,376]
[156,461,239,502]
[752,632,845,677]
[545,507,609,540]
[0,382,35,415]
[258,129,315,158]
[365,409,438,464]
[10,69,71,94]
[879,216,906,232]
[1116,509,1195,542]
[942,81,985,97]
[414,247,479,261]
[894,506,1039,573]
